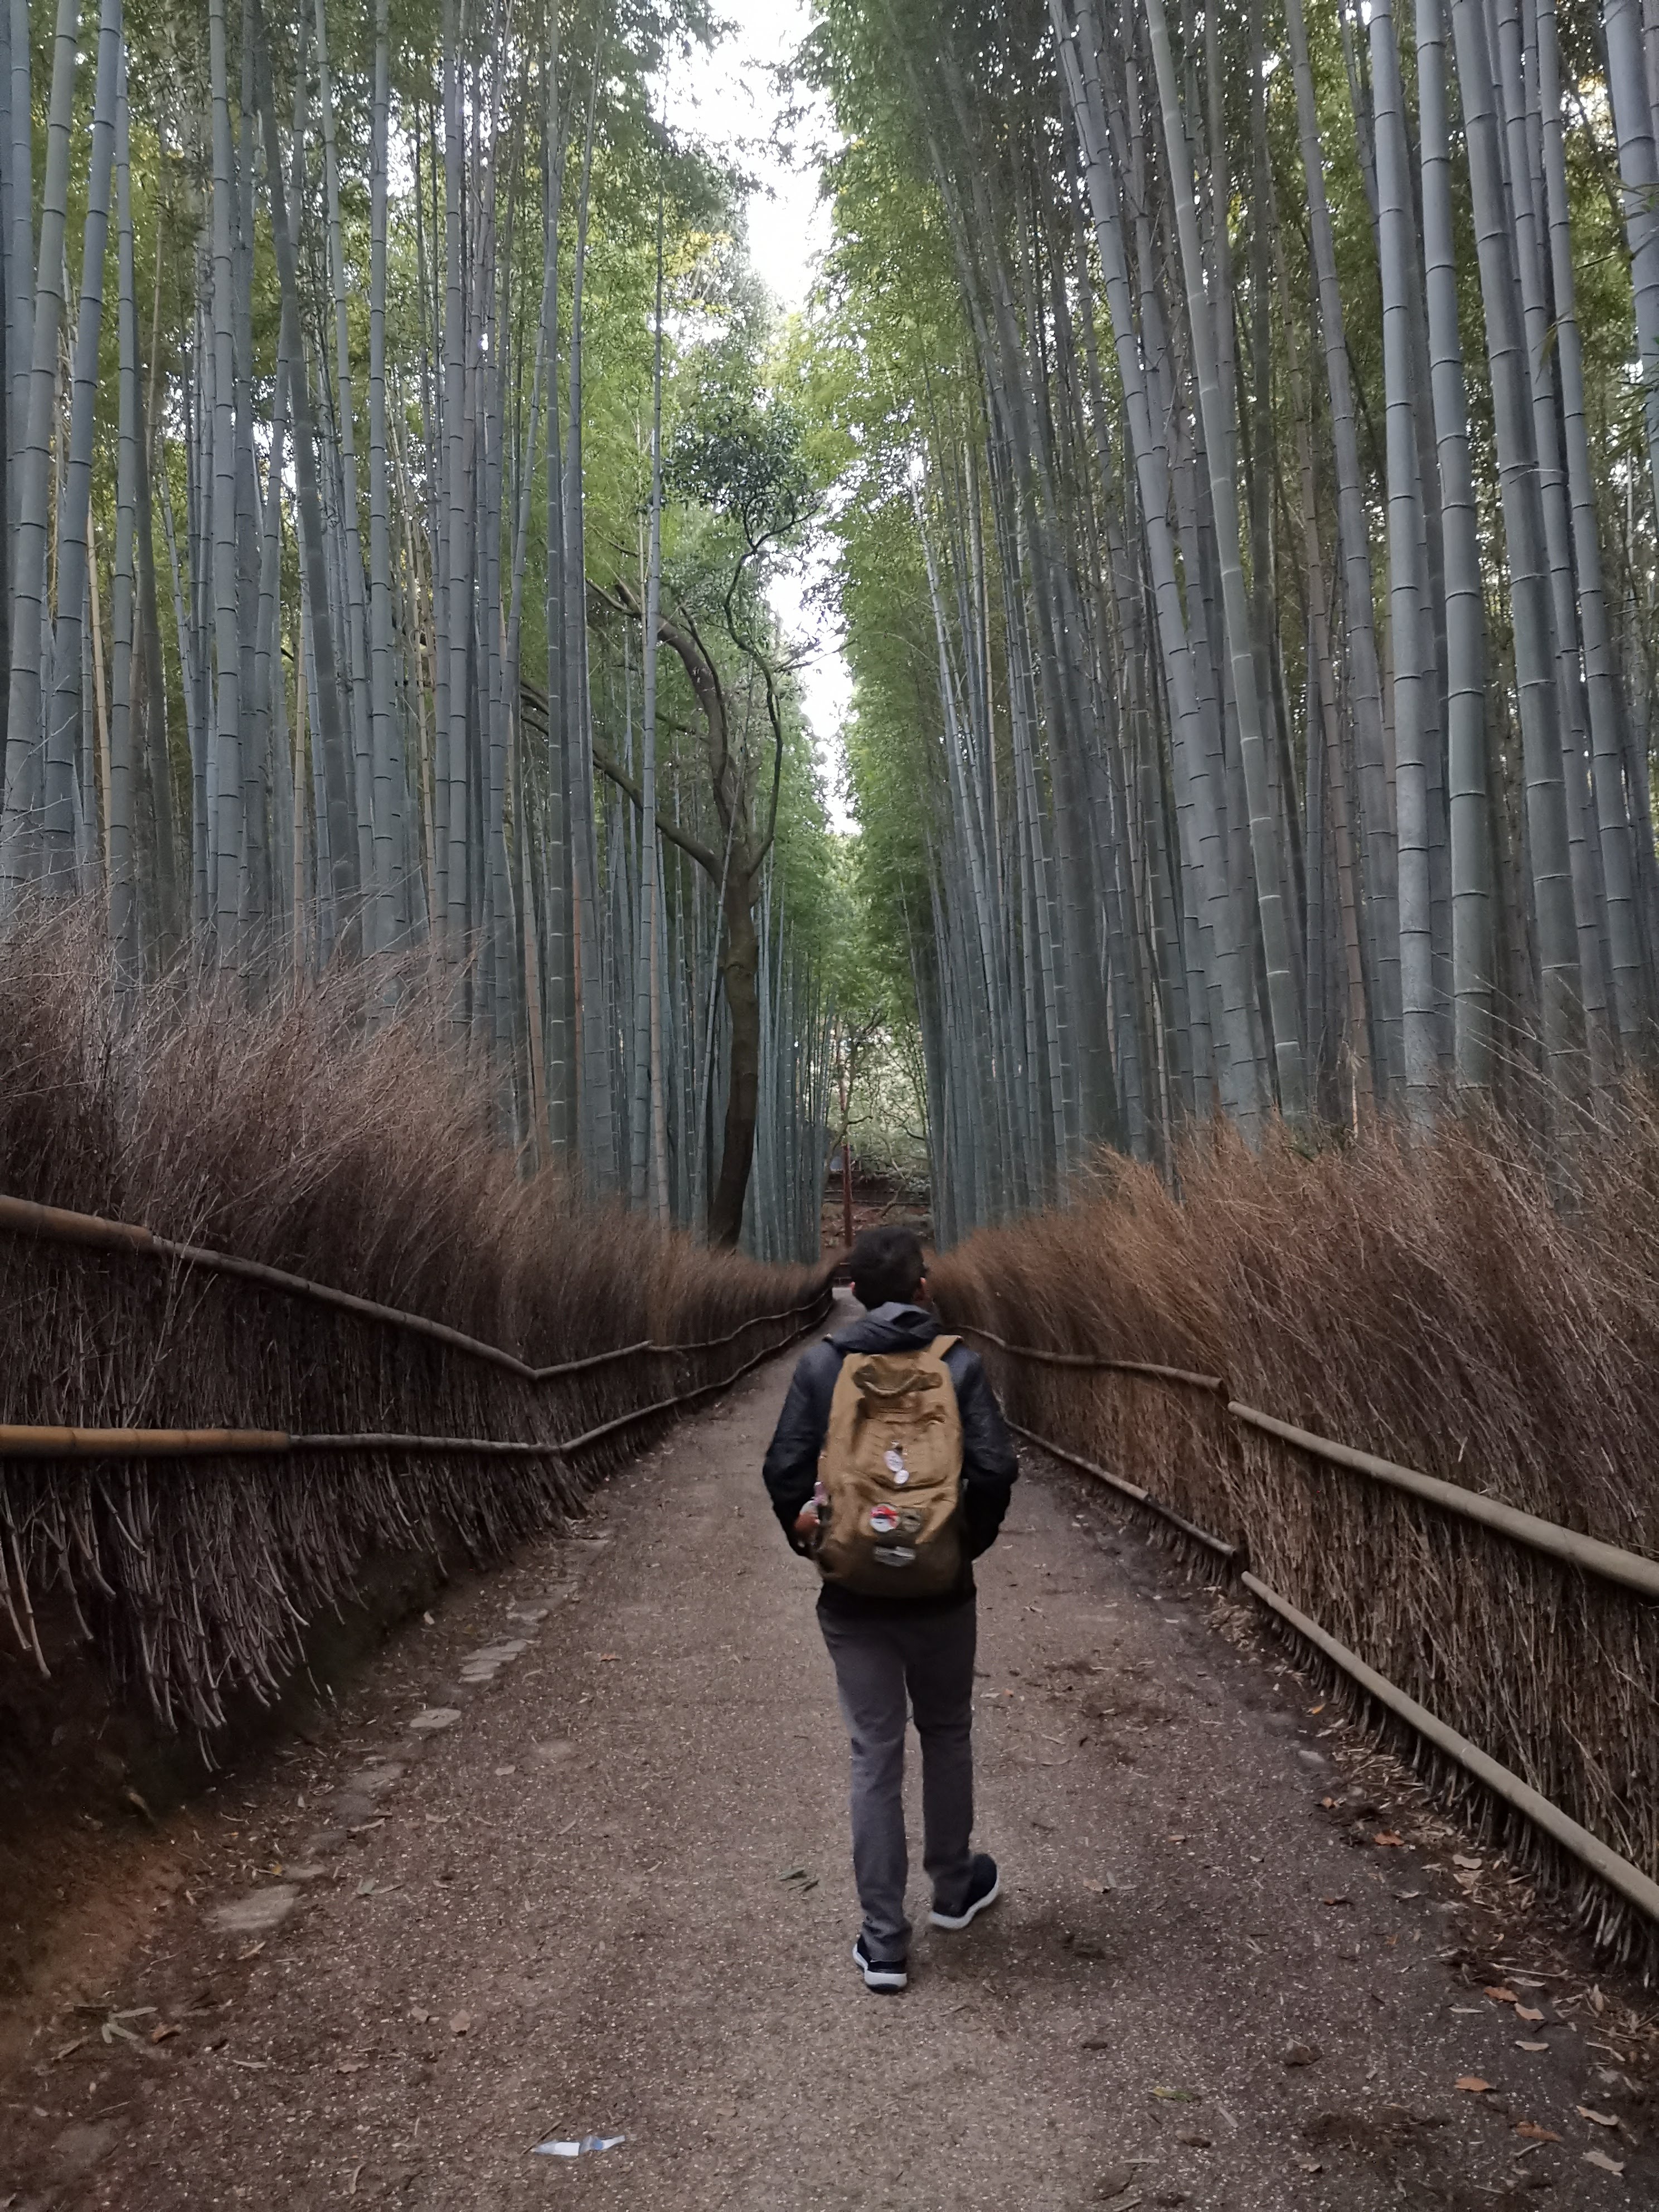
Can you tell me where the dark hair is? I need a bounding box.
[850,1225,927,1312]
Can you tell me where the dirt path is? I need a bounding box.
[4,1314,1653,2210]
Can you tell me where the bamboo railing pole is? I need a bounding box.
[0,1189,833,1378]
[0,1425,289,1457]
[1228,1401,1659,1603]
[1006,1418,1240,1563]
[958,1322,1225,1392]
[0,1291,835,1464]
[1243,1571,1659,1931]
[0,1192,154,1250]
[953,1319,1659,1602]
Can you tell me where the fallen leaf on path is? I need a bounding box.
[449,2011,473,2036]
[779,1867,808,1883]
[1453,1855,1482,1870]
[1320,1896,1351,1908]
[1294,2155,1323,2174]
[1516,2041,1549,2053]
[149,2023,180,2044]
[1455,2078,1492,2094]
[1151,2086,1200,2102]
[1583,2150,1624,2175]
[336,2058,366,2074]
[1515,2122,1561,2143]
[1484,1986,1518,2004]
[1589,1985,1607,2015]
[1576,2106,1618,2128]
[236,1941,265,1961]
[1515,2005,1544,2024]
[52,2038,86,2062]
[1374,1832,1406,1847]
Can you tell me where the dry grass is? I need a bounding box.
[0,909,824,1733]
[932,1109,1659,1967]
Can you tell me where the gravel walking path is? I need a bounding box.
[4,1318,1653,2209]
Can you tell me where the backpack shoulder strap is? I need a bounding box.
[927,1333,960,1360]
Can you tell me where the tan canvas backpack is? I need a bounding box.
[815,1336,964,1597]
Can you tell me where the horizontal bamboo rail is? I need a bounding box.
[0,1294,834,1465]
[962,1322,1659,1602]
[956,1323,1224,1393]
[0,1192,830,1379]
[1243,1573,1659,1933]
[979,1302,1659,1938]
[1227,1402,1659,1604]
[1005,1418,1239,1563]
[1006,1401,1659,1936]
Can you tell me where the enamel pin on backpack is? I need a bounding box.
[816,1336,964,1597]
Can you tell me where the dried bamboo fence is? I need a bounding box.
[941,1315,1659,1973]
[0,1193,832,1734]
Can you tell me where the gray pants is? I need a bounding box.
[818,1597,977,1959]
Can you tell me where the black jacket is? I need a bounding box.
[761,1302,1019,1616]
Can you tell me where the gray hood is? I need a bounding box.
[828,1302,945,1356]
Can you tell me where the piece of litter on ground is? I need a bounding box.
[408,1707,461,1734]
[532,2135,627,2158]
[210,1887,299,1937]
[1583,2149,1624,2175]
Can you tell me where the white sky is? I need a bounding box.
[656,0,856,831]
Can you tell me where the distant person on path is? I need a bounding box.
[761,1225,1019,1992]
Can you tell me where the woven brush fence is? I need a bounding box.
[931,1113,1659,1970]
[0,915,828,1734]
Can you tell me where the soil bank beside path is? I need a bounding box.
[3,1307,1654,2210]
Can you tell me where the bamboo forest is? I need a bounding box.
[7,0,1659,1251]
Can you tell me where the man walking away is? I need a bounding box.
[762,1225,1019,1992]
